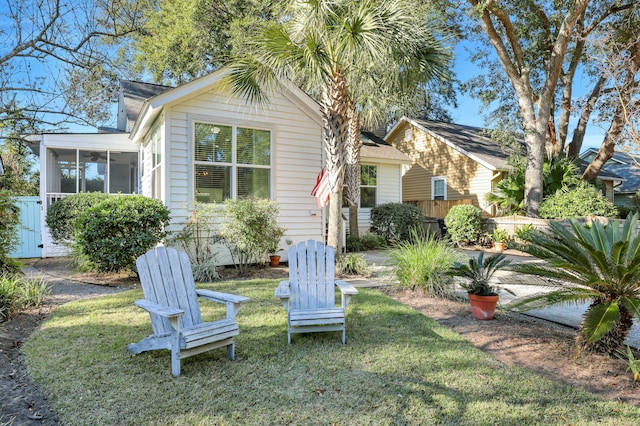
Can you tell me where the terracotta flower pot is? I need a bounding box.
[467,293,499,320]
[494,242,506,251]
[269,255,281,267]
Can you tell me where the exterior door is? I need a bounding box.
[10,196,42,258]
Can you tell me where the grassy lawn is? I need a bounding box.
[24,279,640,425]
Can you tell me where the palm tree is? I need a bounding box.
[509,214,640,354]
[226,0,450,249]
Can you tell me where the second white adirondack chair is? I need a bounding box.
[128,246,249,376]
[275,240,358,344]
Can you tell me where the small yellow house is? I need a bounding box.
[386,118,513,217]
[387,117,621,218]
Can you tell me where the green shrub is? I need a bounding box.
[219,198,285,276]
[76,195,170,272]
[389,229,461,298]
[168,202,221,282]
[46,192,110,243]
[539,182,618,219]
[336,253,371,276]
[370,202,424,243]
[444,204,482,246]
[0,191,20,275]
[346,233,387,252]
[0,275,49,322]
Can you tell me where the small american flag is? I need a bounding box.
[311,168,330,208]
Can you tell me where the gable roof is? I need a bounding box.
[581,148,636,192]
[388,118,519,171]
[120,81,173,132]
[128,68,323,143]
[361,131,411,164]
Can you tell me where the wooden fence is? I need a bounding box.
[413,199,473,219]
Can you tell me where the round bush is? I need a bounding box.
[539,183,618,219]
[46,192,110,243]
[76,195,170,272]
[445,204,482,246]
[370,203,424,243]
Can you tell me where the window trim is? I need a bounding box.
[359,164,377,209]
[191,119,274,202]
[431,176,447,200]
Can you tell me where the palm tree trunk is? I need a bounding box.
[345,103,362,240]
[579,302,634,354]
[321,69,349,250]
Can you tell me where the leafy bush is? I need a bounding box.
[76,195,170,272]
[168,202,221,282]
[389,229,461,298]
[444,204,482,246]
[370,202,424,243]
[219,198,285,276]
[336,253,371,276]
[539,182,618,219]
[46,192,110,243]
[0,275,49,322]
[346,233,387,252]
[0,191,21,275]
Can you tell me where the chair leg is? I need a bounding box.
[227,342,235,360]
[171,347,181,377]
[342,329,346,345]
[288,330,291,344]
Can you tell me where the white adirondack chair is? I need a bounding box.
[128,246,249,376]
[275,240,358,344]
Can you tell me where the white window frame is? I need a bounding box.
[192,120,273,202]
[431,176,447,200]
[359,164,377,209]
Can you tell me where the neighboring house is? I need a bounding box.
[580,148,638,208]
[386,118,621,218]
[25,68,409,259]
[386,118,515,217]
[347,131,411,234]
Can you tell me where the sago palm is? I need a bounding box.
[509,214,640,354]
[226,0,449,249]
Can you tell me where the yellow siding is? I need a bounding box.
[388,122,496,216]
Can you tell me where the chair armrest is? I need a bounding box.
[275,280,290,309]
[196,289,249,320]
[335,280,358,309]
[134,299,184,318]
[336,280,358,295]
[196,289,250,305]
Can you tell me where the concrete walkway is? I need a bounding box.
[358,248,640,349]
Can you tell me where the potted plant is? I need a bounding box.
[448,252,513,320]
[492,228,509,251]
[266,226,286,267]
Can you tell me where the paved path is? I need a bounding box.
[357,248,640,349]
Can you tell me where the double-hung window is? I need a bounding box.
[360,165,377,208]
[432,176,446,200]
[194,122,271,202]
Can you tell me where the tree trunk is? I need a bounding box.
[524,130,545,217]
[567,75,605,159]
[345,104,362,239]
[321,69,349,250]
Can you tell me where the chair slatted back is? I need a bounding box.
[136,247,203,335]
[288,240,335,310]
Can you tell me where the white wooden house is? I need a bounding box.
[25,68,410,260]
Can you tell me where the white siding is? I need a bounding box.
[344,162,403,236]
[155,85,324,262]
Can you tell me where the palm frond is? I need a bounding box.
[582,302,621,343]
[506,287,598,312]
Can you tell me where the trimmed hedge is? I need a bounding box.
[76,195,170,272]
[370,202,424,243]
[539,183,618,219]
[444,204,482,246]
[46,192,110,243]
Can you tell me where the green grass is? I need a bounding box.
[24,280,640,425]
